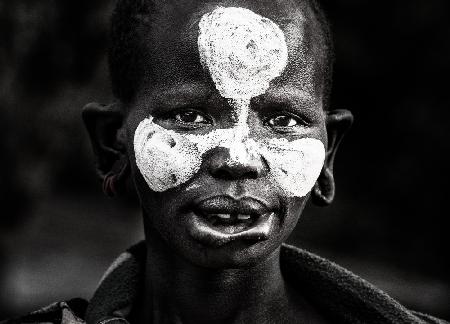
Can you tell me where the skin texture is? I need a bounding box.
[83,0,353,322]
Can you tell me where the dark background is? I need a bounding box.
[1,0,449,320]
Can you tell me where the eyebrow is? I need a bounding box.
[263,86,320,109]
[264,86,315,104]
[150,82,214,106]
[255,86,324,120]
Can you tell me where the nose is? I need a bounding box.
[208,146,268,180]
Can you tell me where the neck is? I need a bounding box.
[139,225,289,324]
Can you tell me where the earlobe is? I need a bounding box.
[312,168,335,206]
[312,109,353,206]
[82,102,130,196]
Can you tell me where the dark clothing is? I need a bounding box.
[3,242,448,324]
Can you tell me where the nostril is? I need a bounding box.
[208,147,267,180]
[213,169,233,180]
[211,164,260,180]
[246,169,259,179]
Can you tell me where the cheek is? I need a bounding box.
[133,118,237,193]
[261,138,325,198]
[134,118,203,192]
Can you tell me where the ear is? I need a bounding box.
[312,109,353,206]
[82,102,128,180]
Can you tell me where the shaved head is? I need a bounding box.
[109,0,333,108]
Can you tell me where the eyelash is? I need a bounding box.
[164,109,212,128]
[264,112,310,131]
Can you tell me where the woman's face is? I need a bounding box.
[124,6,328,268]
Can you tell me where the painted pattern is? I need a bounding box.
[134,7,325,197]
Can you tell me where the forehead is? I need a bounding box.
[138,0,323,101]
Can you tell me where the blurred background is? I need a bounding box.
[0,0,449,320]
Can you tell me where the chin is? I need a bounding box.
[165,210,297,269]
[176,234,287,269]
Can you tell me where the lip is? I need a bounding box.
[189,211,277,247]
[193,195,271,216]
[188,195,279,247]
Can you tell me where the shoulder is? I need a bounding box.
[2,298,88,324]
[412,311,450,324]
[280,244,449,324]
[2,243,146,324]
[3,243,447,324]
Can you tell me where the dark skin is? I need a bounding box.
[83,1,353,323]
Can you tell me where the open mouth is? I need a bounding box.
[200,212,264,232]
[188,196,278,247]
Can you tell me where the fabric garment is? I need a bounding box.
[3,242,448,324]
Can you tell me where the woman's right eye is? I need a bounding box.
[267,115,299,127]
[174,110,209,124]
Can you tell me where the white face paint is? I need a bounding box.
[134,7,326,197]
[197,7,288,99]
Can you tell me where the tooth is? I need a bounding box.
[237,214,251,220]
[217,214,231,219]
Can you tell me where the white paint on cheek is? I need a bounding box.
[133,118,202,192]
[134,116,325,196]
[261,137,325,198]
[134,113,260,192]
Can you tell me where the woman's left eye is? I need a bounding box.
[267,115,300,128]
[174,111,209,124]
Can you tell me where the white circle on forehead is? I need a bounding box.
[198,6,288,99]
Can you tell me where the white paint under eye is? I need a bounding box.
[134,119,202,192]
[134,116,325,196]
[133,7,326,197]
[261,137,325,197]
